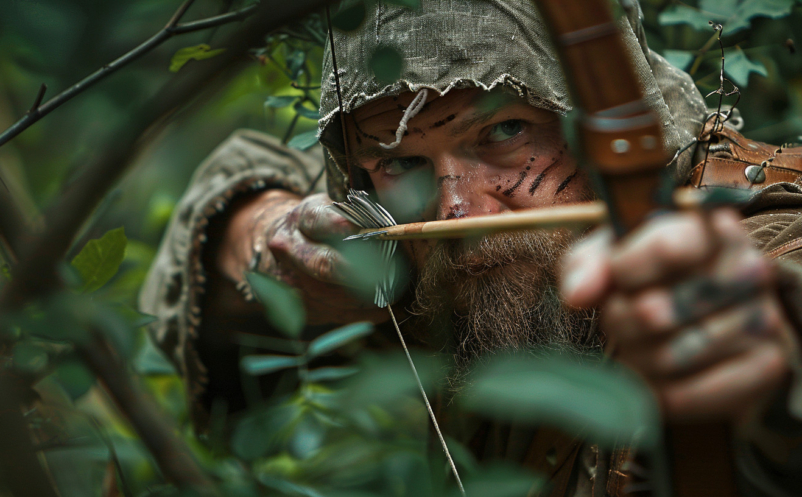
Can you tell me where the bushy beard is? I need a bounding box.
[410,229,601,381]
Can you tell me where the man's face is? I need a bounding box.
[345,87,593,267]
[344,88,598,361]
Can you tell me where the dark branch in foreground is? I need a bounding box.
[0,1,258,149]
[0,0,334,492]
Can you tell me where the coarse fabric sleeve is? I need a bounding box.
[138,129,326,426]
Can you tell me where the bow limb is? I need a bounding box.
[531,1,738,497]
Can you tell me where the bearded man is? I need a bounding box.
[141,0,802,495]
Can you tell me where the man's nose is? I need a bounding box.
[431,155,495,221]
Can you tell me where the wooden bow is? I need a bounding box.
[530,1,738,496]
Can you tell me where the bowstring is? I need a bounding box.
[324,10,465,494]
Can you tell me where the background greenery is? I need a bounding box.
[0,0,800,496]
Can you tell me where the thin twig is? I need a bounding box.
[0,1,257,149]
[29,84,47,113]
[696,22,741,188]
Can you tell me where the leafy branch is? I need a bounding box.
[0,0,258,149]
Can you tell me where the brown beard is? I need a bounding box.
[409,229,601,377]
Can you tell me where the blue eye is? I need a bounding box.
[382,156,427,176]
[487,120,523,142]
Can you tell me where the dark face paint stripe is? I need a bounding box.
[502,170,528,197]
[528,158,561,195]
[554,169,578,195]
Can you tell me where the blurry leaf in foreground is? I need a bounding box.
[663,49,694,71]
[13,342,48,373]
[55,360,95,400]
[342,351,442,409]
[369,46,404,85]
[332,0,366,31]
[307,321,373,358]
[231,404,303,460]
[287,130,319,151]
[134,334,176,375]
[724,49,767,87]
[305,366,360,383]
[169,44,226,72]
[657,6,713,30]
[294,101,320,120]
[70,226,127,294]
[241,354,302,375]
[246,272,306,337]
[462,353,660,450]
[700,0,794,34]
[257,474,324,497]
[265,95,297,108]
[449,464,545,497]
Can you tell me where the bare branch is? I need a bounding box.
[0,373,61,497]
[78,334,214,493]
[29,83,47,113]
[169,3,259,34]
[0,1,257,149]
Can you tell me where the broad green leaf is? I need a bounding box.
[257,474,325,497]
[370,46,404,85]
[231,404,301,460]
[71,227,127,293]
[342,352,442,409]
[287,49,306,80]
[332,1,366,31]
[305,366,360,382]
[663,49,694,71]
[134,335,176,375]
[241,354,302,375]
[294,102,320,120]
[658,6,712,30]
[287,130,319,151]
[701,0,794,34]
[307,322,373,358]
[169,44,226,72]
[449,464,545,497]
[462,353,660,450]
[265,95,297,108]
[724,49,768,86]
[13,342,48,373]
[246,272,306,337]
[55,360,95,400]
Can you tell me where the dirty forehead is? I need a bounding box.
[347,88,559,162]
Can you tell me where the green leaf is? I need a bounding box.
[70,227,127,294]
[702,0,795,34]
[134,335,176,375]
[450,464,545,497]
[332,1,366,31]
[305,366,360,382]
[294,102,320,120]
[724,49,768,87]
[462,353,660,450]
[287,49,306,80]
[55,360,95,400]
[241,354,302,375]
[13,342,48,373]
[287,130,319,151]
[169,44,226,73]
[246,272,306,337]
[265,95,297,108]
[307,322,373,358]
[658,6,712,30]
[663,49,695,71]
[369,46,404,85]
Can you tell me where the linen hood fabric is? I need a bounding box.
[318,0,708,201]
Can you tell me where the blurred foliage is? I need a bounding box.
[0,0,801,496]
